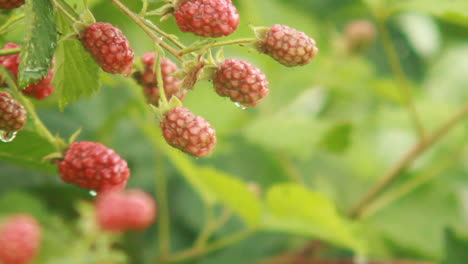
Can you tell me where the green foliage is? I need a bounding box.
[18,0,56,89]
[53,14,101,109]
[262,184,362,252]
[0,130,56,174]
[443,229,468,264]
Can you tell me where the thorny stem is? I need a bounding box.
[359,145,467,219]
[0,48,20,56]
[376,16,426,139]
[180,38,256,55]
[50,0,79,23]
[349,102,468,219]
[111,0,183,61]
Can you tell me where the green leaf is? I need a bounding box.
[389,0,468,25]
[319,122,353,153]
[198,167,262,226]
[54,13,101,109]
[262,184,362,252]
[443,229,468,264]
[0,130,57,174]
[18,0,57,89]
[0,191,46,218]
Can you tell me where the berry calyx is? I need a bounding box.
[175,0,240,38]
[160,107,216,157]
[0,214,41,264]
[58,141,130,193]
[95,189,157,232]
[0,91,27,134]
[257,24,319,67]
[344,20,376,53]
[213,59,269,107]
[133,53,186,106]
[0,0,24,9]
[80,22,134,75]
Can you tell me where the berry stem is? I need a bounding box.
[194,207,233,249]
[154,53,169,107]
[376,16,426,139]
[143,19,186,50]
[50,0,79,23]
[0,48,20,56]
[164,228,255,263]
[154,150,171,259]
[348,102,468,219]
[180,38,256,55]
[111,0,183,61]
[358,144,467,219]
[0,14,25,35]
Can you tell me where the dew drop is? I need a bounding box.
[89,190,97,197]
[0,131,17,143]
[234,102,247,110]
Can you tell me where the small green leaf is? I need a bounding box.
[0,130,57,174]
[18,0,57,89]
[319,122,353,153]
[54,13,101,109]
[443,229,468,264]
[198,167,262,226]
[262,184,362,252]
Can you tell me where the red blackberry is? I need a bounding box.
[0,214,41,264]
[257,24,319,67]
[96,189,157,232]
[58,141,130,193]
[80,22,134,75]
[133,53,186,106]
[175,0,240,38]
[213,59,269,107]
[0,91,27,133]
[160,107,216,157]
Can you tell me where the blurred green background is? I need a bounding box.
[1,0,468,263]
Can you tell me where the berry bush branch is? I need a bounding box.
[375,14,426,139]
[110,0,183,61]
[358,144,467,219]
[349,102,468,219]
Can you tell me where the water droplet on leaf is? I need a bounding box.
[0,131,17,143]
[89,190,97,197]
[234,102,247,110]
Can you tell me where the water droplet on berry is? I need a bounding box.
[89,190,97,197]
[234,102,247,110]
[0,131,17,143]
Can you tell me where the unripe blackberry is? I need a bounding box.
[0,43,20,85]
[80,22,134,75]
[21,70,55,99]
[0,91,27,133]
[133,53,186,106]
[175,0,240,38]
[344,20,376,52]
[257,24,319,67]
[160,107,216,157]
[58,141,130,193]
[213,59,269,107]
[0,214,41,264]
[0,43,55,99]
[96,189,157,232]
[0,0,24,9]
